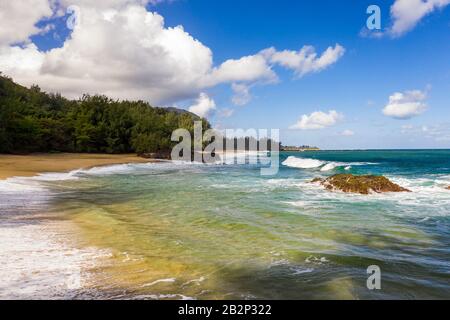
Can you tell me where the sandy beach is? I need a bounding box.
[0,153,153,180]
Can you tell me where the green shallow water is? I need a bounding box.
[2,150,450,299]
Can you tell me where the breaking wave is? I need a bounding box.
[282,157,325,169]
[282,156,377,171]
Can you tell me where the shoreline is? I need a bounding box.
[0,150,449,299]
[0,153,157,180]
[0,153,156,299]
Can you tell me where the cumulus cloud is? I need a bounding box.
[57,0,158,11]
[225,44,345,105]
[188,93,216,118]
[0,0,53,46]
[231,83,252,106]
[389,0,450,37]
[1,4,216,103]
[263,44,345,77]
[341,129,355,136]
[0,1,345,110]
[290,110,343,130]
[207,54,276,85]
[383,90,428,119]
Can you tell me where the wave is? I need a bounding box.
[142,278,176,288]
[81,163,145,175]
[0,165,131,192]
[0,178,46,193]
[284,201,308,207]
[132,293,195,300]
[282,156,325,169]
[320,162,341,171]
[0,163,152,194]
[0,170,83,193]
[389,175,450,196]
[0,221,111,299]
[282,156,377,171]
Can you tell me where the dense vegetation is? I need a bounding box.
[0,75,209,154]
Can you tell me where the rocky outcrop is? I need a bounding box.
[311,174,411,195]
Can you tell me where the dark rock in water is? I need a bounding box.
[311,174,411,195]
[311,177,323,183]
[446,186,450,190]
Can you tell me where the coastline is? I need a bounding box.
[0,153,155,180]
[1,150,450,299]
[0,152,156,299]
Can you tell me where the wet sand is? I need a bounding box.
[0,153,154,180]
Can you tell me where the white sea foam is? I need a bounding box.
[81,164,135,175]
[284,201,308,207]
[0,166,107,194]
[0,162,172,187]
[182,277,206,287]
[32,170,81,181]
[266,171,450,215]
[320,162,341,171]
[142,278,176,288]
[290,267,315,275]
[282,156,377,171]
[0,221,111,299]
[288,172,450,217]
[269,259,290,267]
[282,156,325,169]
[132,293,195,300]
[266,179,304,188]
[389,176,450,195]
[0,177,45,193]
[305,256,329,264]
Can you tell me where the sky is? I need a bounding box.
[0,0,449,149]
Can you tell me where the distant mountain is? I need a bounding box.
[165,107,200,119]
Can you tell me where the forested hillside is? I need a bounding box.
[0,75,209,154]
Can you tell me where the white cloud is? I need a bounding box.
[0,1,345,107]
[231,83,252,106]
[0,1,276,104]
[400,123,450,141]
[359,27,384,39]
[0,0,53,46]
[207,54,277,85]
[383,90,428,119]
[188,93,216,118]
[424,123,450,141]
[389,0,450,37]
[264,44,345,77]
[217,108,234,118]
[1,4,216,103]
[57,0,161,12]
[401,124,414,133]
[341,129,355,136]
[290,110,343,130]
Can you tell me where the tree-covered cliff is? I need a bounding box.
[0,75,209,154]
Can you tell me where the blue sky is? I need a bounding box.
[1,0,450,149]
[154,0,450,149]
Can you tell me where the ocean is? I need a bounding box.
[1,150,449,299]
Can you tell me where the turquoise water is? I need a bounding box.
[1,150,450,299]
